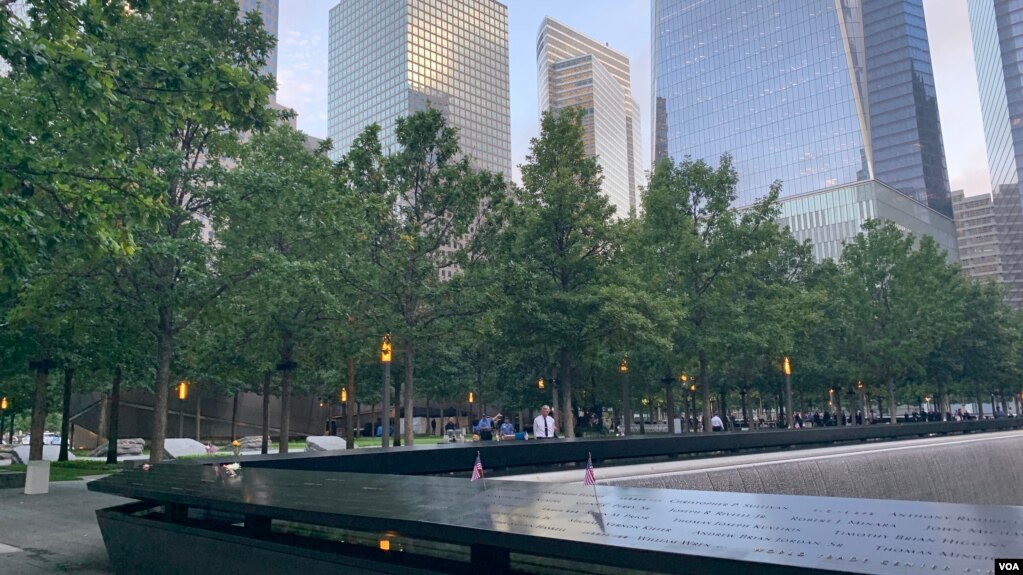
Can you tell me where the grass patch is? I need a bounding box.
[6,460,123,481]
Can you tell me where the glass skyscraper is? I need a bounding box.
[966,0,1023,307]
[652,0,952,218]
[0,2,28,77]
[237,0,279,96]
[328,0,511,178]
[537,17,642,215]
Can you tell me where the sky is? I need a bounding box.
[277,0,990,197]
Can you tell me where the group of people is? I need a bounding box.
[443,404,560,441]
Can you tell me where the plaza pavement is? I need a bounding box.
[0,478,125,575]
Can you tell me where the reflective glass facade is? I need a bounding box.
[328,0,511,178]
[238,0,280,94]
[0,2,28,77]
[777,180,958,263]
[652,0,952,217]
[538,18,641,213]
[969,0,1023,307]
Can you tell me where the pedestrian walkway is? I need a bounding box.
[0,478,127,575]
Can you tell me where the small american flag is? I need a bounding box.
[471,452,484,482]
[583,453,596,486]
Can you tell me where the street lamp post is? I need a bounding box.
[619,358,630,436]
[680,372,689,432]
[177,381,188,438]
[0,396,7,442]
[783,357,793,429]
[340,387,348,444]
[381,334,392,450]
[857,381,866,425]
[688,383,697,431]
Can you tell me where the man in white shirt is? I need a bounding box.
[711,414,724,432]
[533,405,557,439]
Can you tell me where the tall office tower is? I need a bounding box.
[951,189,1023,307]
[237,0,279,100]
[537,17,641,216]
[968,0,1023,306]
[328,0,511,179]
[652,0,953,218]
[0,1,28,77]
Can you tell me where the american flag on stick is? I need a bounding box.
[584,452,602,518]
[470,451,485,487]
[583,453,596,486]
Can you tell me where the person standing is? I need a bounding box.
[533,405,557,439]
[477,412,495,441]
[710,414,724,432]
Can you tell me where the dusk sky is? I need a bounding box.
[277,1,989,197]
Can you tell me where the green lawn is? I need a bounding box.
[6,460,123,481]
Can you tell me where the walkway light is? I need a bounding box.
[381,333,392,363]
[177,381,188,401]
[537,377,545,390]
[618,357,628,374]
[0,396,7,410]
[341,388,348,403]
[783,356,791,376]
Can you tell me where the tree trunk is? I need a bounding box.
[718,389,728,429]
[194,386,201,441]
[937,379,948,422]
[261,372,271,454]
[887,374,898,425]
[279,369,292,454]
[106,367,122,464]
[972,380,982,418]
[230,391,239,442]
[29,362,50,462]
[96,395,108,447]
[560,349,575,438]
[551,369,561,430]
[150,307,175,463]
[700,349,711,432]
[59,369,73,461]
[392,366,401,447]
[834,387,844,426]
[346,357,356,449]
[404,339,415,446]
[665,379,676,434]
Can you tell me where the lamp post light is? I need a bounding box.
[782,357,793,429]
[537,377,545,391]
[381,334,392,450]
[680,372,689,432]
[0,396,7,444]
[688,383,697,431]
[619,357,631,436]
[340,387,348,442]
[857,381,866,425]
[177,381,188,438]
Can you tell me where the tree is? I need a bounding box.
[338,108,507,445]
[213,124,340,453]
[640,154,781,431]
[838,220,964,424]
[90,0,276,462]
[496,109,622,438]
